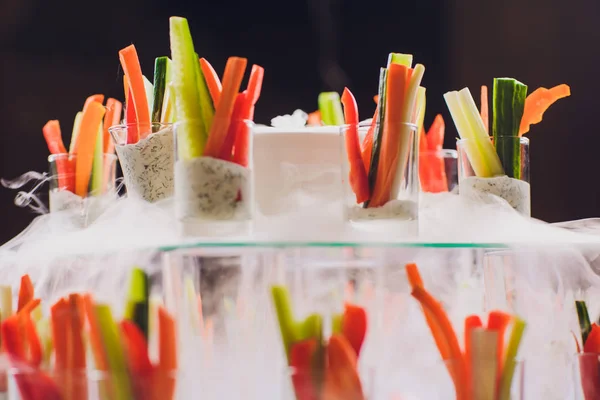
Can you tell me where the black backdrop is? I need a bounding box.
[1,0,597,244]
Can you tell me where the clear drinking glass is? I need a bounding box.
[48,153,117,224]
[419,149,458,193]
[457,136,530,216]
[173,119,254,236]
[341,122,419,231]
[109,122,174,203]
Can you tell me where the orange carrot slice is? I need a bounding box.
[324,334,365,400]
[200,58,222,106]
[519,84,570,135]
[341,87,370,204]
[103,98,123,154]
[203,57,247,158]
[480,86,489,133]
[73,102,106,197]
[119,45,151,138]
[126,86,139,144]
[17,274,34,312]
[84,94,105,109]
[232,64,264,167]
[307,111,322,126]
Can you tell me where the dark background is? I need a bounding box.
[1,0,598,244]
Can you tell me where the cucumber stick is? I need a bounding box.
[90,124,104,195]
[161,83,177,123]
[169,16,205,159]
[124,267,149,340]
[492,78,527,179]
[365,68,388,207]
[318,92,344,126]
[143,75,154,120]
[69,112,83,153]
[576,300,592,344]
[151,57,169,123]
[387,53,413,68]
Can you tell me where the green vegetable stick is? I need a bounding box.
[492,78,527,179]
[365,68,388,208]
[90,124,104,195]
[498,317,526,400]
[194,52,215,134]
[415,87,427,133]
[69,112,83,154]
[143,75,154,120]
[124,267,149,340]
[271,285,298,362]
[576,300,592,345]
[169,16,205,159]
[297,313,322,341]
[95,304,134,400]
[332,313,343,334]
[161,83,177,124]
[388,53,413,68]
[152,57,169,124]
[318,92,344,126]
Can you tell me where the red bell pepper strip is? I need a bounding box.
[341,87,370,204]
[103,98,123,154]
[220,92,246,161]
[584,324,600,353]
[341,304,367,358]
[487,310,512,393]
[126,87,139,144]
[199,58,222,106]
[17,275,34,313]
[426,114,445,151]
[120,321,154,400]
[232,64,264,167]
[324,334,364,400]
[154,307,177,400]
[24,315,42,367]
[419,115,448,193]
[290,339,320,400]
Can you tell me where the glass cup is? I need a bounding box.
[457,137,530,216]
[173,119,254,236]
[573,353,600,400]
[419,149,458,193]
[109,122,174,203]
[341,122,419,231]
[48,153,117,225]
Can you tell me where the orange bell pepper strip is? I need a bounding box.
[119,45,151,138]
[73,101,106,197]
[203,57,247,159]
[232,64,264,167]
[17,274,34,312]
[480,86,489,133]
[341,303,367,358]
[519,84,570,136]
[323,334,365,400]
[341,87,370,204]
[199,58,223,106]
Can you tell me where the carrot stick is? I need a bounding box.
[119,45,151,138]
[83,295,112,400]
[374,95,379,104]
[199,58,222,106]
[411,286,467,400]
[18,298,40,316]
[84,94,105,109]
[51,298,70,396]
[103,99,123,154]
[341,87,370,204]
[487,310,512,395]
[17,274,34,312]
[126,87,139,144]
[232,64,264,167]
[464,315,482,400]
[361,108,378,174]
[73,101,106,197]
[68,294,86,399]
[219,92,245,161]
[156,307,177,400]
[480,86,489,133]
[519,84,571,135]
[203,57,247,158]
[23,314,42,367]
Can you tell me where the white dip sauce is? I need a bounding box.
[347,199,417,221]
[460,175,531,216]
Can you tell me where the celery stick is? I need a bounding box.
[0,286,12,323]
[332,313,343,334]
[457,88,505,177]
[297,313,322,341]
[492,78,527,179]
[271,285,298,362]
[151,57,169,123]
[415,86,427,133]
[95,304,134,400]
[143,75,154,120]
[387,53,413,68]
[390,63,425,198]
[498,317,526,400]
[366,68,388,207]
[318,92,344,126]
[69,112,83,153]
[90,124,103,195]
[194,52,215,133]
[124,267,149,340]
[471,328,498,400]
[169,16,205,159]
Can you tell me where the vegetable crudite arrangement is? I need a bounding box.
[445,79,570,216]
[271,285,368,400]
[43,95,121,223]
[574,300,600,399]
[0,270,177,400]
[406,263,527,400]
[341,53,424,225]
[109,46,176,203]
[169,16,264,234]
[419,114,459,193]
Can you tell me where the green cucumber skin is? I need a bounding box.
[365,68,388,208]
[576,300,592,345]
[152,57,169,124]
[318,92,344,126]
[492,78,527,179]
[194,53,215,134]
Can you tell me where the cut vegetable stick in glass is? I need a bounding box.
[307,110,321,126]
[486,311,512,394]
[194,53,215,137]
[318,92,345,126]
[103,98,123,154]
[361,108,378,175]
[84,94,105,109]
[519,84,571,135]
[220,92,245,161]
[481,85,489,133]
[232,64,264,167]
[498,317,526,400]
[74,101,106,197]
[156,307,177,400]
[367,69,387,199]
[341,303,367,357]
[341,87,370,204]
[325,334,365,400]
[464,315,482,396]
[271,285,299,362]
[471,328,498,400]
[170,16,206,159]
[426,114,445,151]
[43,120,71,191]
[414,86,426,135]
[91,124,104,195]
[152,57,170,123]
[584,324,600,353]
[200,57,223,106]
[68,294,87,398]
[388,53,413,68]
[290,338,320,400]
[69,112,83,154]
[203,56,247,158]
[161,83,176,124]
[126,86,139,144]
[17,274,34,312]
[124,267,149,341]
[119,45,151,138]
